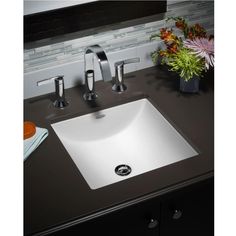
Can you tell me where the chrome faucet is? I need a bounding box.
[37,75,68,108]
[112,58,140,93]
[83,45,112,101]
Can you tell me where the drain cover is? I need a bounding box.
[115,164,132,176]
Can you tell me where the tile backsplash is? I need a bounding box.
[24,0,214,99]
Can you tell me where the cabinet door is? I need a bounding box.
[48,197,161,236]
[160,178,214,236]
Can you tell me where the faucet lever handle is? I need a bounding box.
[37,75,64,86]
[115,57,140,67]
[36,75,68,108]
[123,57,140,65]
[112,57,140,93]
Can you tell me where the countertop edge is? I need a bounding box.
[32,171,213,236]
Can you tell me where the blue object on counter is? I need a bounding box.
[24,127,48,161]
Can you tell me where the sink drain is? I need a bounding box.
[115,164,132,176]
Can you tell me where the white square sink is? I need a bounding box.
[51,98,198,189]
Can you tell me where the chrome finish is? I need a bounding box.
[115,164,132,176]
[83,70,98,101]
[112,57,140,93]
[148,219,159,229]
[37,77,55,86]
[37,75,68,108]
[83,45,112,101]
[172,209,183,220]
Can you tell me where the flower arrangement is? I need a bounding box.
[150,17,214,82]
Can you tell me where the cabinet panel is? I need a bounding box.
[49,197,161,236]
[160,178,214,236]
[47,178,213,236]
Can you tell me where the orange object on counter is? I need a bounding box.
[24,121,36,140]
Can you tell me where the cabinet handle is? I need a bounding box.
[147,218,159,229]
[172,209,183,220]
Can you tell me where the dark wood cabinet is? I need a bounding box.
[48,178,213,236]
[49,197,161,236]
[160,178,214,236]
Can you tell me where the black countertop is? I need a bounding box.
[24,66,214,236]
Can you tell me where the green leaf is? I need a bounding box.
[165,48,204,81]
[150,34,160,41]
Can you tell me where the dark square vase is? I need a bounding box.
[179,76,200,93]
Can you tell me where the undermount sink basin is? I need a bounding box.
[51,98,198,189]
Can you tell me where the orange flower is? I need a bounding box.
[167,43,178,54]
[175,20,185,30]
[188,32,193,40]
[194,23,204,31]
[190,23,207,39]
[159,50,168,57]
[160,28,175,42]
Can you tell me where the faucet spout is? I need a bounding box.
[84,45,112,82]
